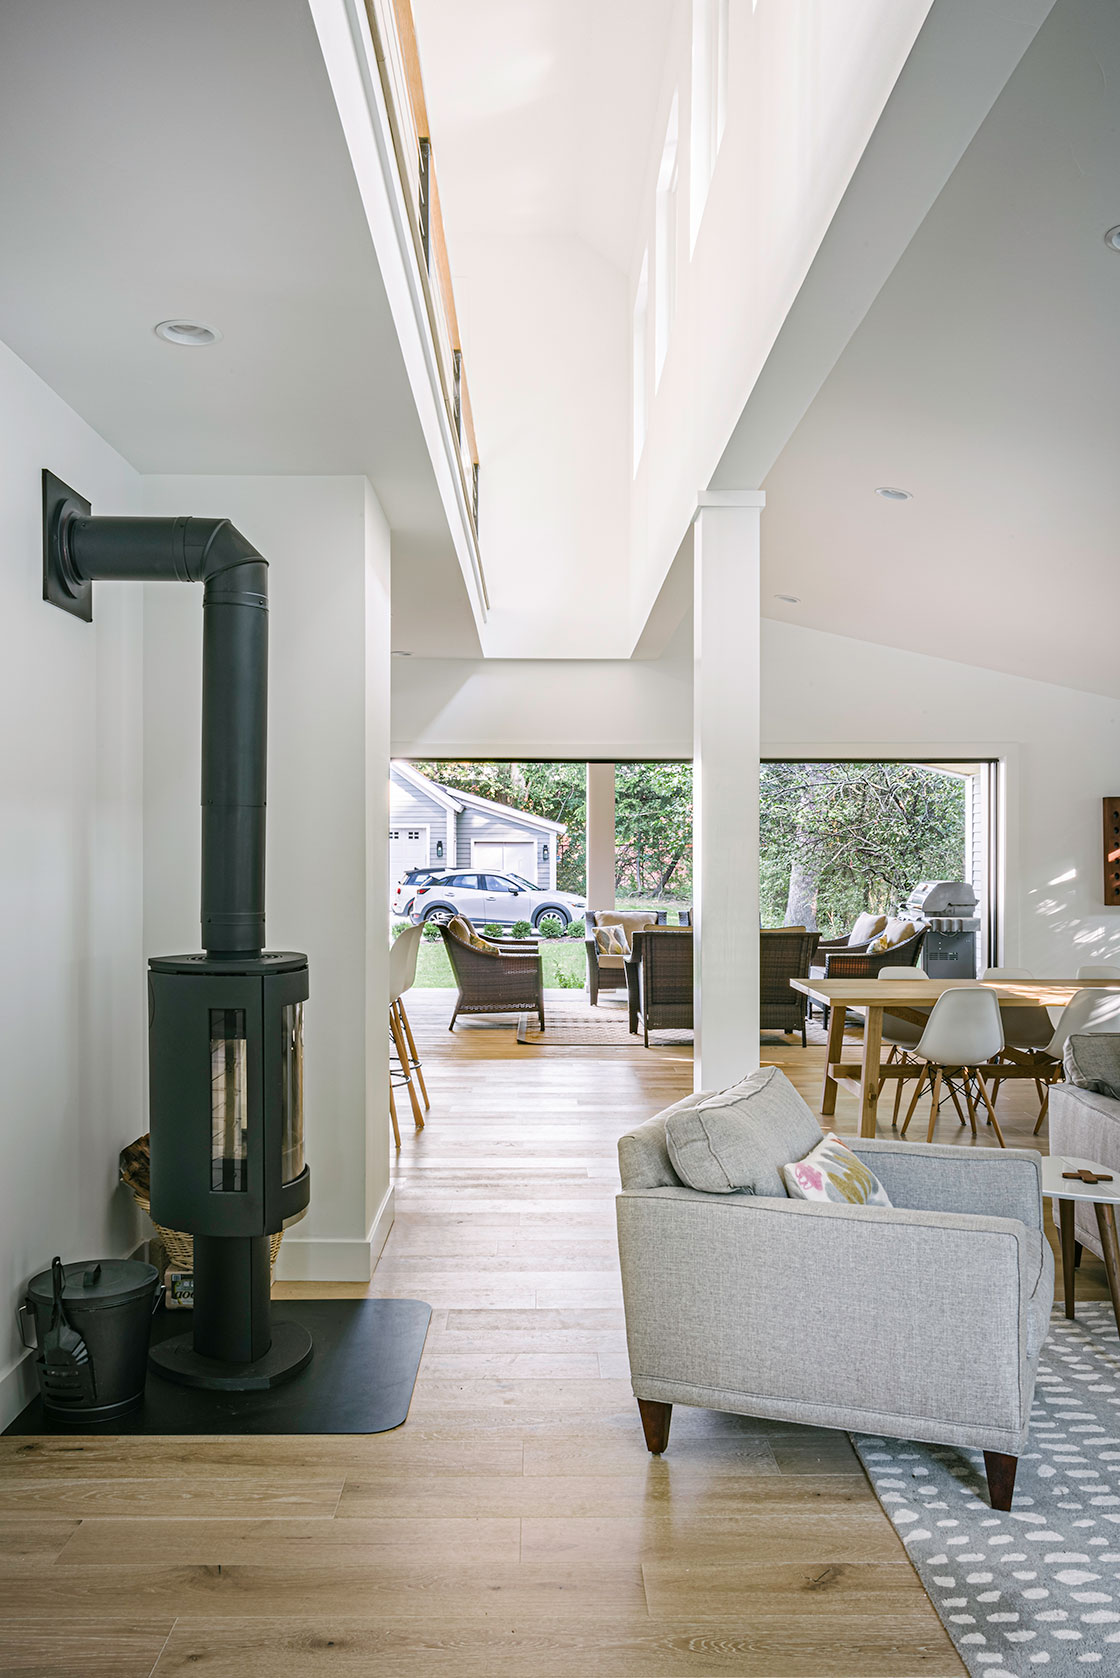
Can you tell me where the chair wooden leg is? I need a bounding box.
[900,1067,928,1137]
[963,1074,979,1137]
[637,1397,672,1455]
[1033,1081,1051,1136]
[974,1073,1006,1148]
[396,998,429,1110]
[947,1079,969,1128]
[388,1077,401,1148]
[1075,1240,1084,1269]
[390,1008,424,1129]
[891,1063,907,1127]
[984,1450,1018,1512]
[925,1069,944,1144]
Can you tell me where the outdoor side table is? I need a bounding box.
[1042,1154,1120,1337]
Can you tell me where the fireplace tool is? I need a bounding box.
[43,471,312,1390]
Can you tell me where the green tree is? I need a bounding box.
[614,762,693,902]
[759,762,966,933]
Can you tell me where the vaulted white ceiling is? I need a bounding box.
[760,0,1120,698]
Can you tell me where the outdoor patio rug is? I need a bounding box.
[853,1300,1120,1676]
[517,996,692,1047]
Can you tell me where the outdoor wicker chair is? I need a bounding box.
[439,923,545,1031]
[760,929,821,1047]
[585,910,659,1005]
[627,928,693,1046]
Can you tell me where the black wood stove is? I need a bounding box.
[44,471,312,1390]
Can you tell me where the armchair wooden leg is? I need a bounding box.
[637,1397,672,1455]
[984,1450,1018,1512]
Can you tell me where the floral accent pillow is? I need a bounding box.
[782,1133,892,1207]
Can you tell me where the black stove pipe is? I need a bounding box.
[55,513,268,958]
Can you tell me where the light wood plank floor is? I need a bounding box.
[1,992,1105,1676]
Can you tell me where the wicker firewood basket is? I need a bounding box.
[120,1134,283,1275]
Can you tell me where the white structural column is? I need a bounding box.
[692,491,764,1091]
[585,762,617,915]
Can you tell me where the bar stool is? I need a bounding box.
[389,925,428,1147]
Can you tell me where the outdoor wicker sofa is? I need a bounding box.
[439,923,545,1031]
[822,926,926,980]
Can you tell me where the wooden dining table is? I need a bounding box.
[789,976,1120,1138]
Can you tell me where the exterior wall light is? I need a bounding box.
[436,839,444,859]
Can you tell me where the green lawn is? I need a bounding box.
[410,935,587,989]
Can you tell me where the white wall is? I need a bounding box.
[394,610,1120,977]
[454,234,632,658]
[392,615,693,760]
[631,0,935,626]
[141,475,393,1284]
[0,341,145,1426]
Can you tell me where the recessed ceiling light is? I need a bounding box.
[875,486,912,501]
[1105,227,1120,252]
[154,319,222,347]
[773,593,800,604]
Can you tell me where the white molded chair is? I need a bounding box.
[388,924,428,1146]
[900,988,1006,1146]
[1077,964,1120,980]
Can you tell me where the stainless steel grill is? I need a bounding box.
[904,881,980,978]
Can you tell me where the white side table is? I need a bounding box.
[1042,1154,1120,1337]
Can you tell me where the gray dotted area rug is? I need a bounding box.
[852,1301,1120,1676]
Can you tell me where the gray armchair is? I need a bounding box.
[616,1124,1053,1510]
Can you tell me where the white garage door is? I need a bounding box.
[472,840,537,881]
[389,826,429,882]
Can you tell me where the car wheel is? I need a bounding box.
[533,906,570,931]
[423,906,454,925]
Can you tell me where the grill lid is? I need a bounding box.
[905,880,979,917]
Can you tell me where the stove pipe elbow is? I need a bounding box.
[44,482,269,958]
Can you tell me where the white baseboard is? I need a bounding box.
[0,1350,39,1433]
[273,1184,395,1283]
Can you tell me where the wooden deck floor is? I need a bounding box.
[0,990,1105,1677]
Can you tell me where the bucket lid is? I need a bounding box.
[27,1258,159,1309]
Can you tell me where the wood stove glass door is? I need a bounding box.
[280,1001,304,1185]
[210,1007,249,1192]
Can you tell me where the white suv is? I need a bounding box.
[409,871,586,931]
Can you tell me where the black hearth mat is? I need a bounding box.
[5,1298,431,1436]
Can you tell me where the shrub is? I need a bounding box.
[483,923,503,938]
[512,919,533,939]
[567,919,585,939]
[391,921,410,940]
[537,918,563,939]
[421,919,441,941]
[553,966,583,988]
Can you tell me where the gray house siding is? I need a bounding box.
[454,806,550,888]
[389,775,453,867]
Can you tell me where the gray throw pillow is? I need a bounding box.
[1064,1033,1120,1100]
[663,1066,823,1195]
